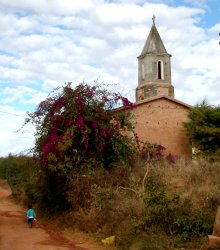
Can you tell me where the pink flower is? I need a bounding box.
[100,128,110,138]
[119,170,126,177]
[102,96,109,102]
[114,94,121,101]
[154,151,162,158]
[76,96,84,107]
[122,97,133,107]
[49,97,66,115]
[92,121,98,129]
[43,141,52,157]
[76,115,84,127]
[34,111,41,117]
[86,90,94,98]
[65,117,73,127]
[65,133,72,139]
[134,133,139,141]
[51,134,59,142]
[108,130,114,137]
[157,144,165,151]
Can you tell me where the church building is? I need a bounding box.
[132,16,192,156]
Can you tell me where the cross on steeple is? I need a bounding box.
[152,15,156,25]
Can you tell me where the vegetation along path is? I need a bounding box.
[0,179,106,250]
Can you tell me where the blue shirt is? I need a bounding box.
[27,208,36,219]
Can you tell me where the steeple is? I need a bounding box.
[136,16,174,102]
[140,16,167,56]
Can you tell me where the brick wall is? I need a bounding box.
[132,98,191,156]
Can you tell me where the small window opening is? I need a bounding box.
[157,61,164,80]
[142,62,145,80]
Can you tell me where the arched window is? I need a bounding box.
[157,61,164,80]
[142,62,145,80]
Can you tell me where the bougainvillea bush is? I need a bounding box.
[25,83,136,176]
[23,82,169,211]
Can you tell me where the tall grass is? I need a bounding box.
[3,154,220,249]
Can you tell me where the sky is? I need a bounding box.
[0,0,219,156]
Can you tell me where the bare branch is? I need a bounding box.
[117,186,139,194]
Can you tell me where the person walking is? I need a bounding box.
[26,205,37,228]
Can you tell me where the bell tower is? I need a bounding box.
[136,16,174,102]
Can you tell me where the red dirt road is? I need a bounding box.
[0,180,106,250]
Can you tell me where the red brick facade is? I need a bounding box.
[132,96,192,156]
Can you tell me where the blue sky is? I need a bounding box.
[0,0,219,156]
[178,0,219,27]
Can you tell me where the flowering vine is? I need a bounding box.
[25,83,136,175]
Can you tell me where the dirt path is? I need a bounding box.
[0,180,107,250]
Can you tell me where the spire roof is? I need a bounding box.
[138,16,168,57]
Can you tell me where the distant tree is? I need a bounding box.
[184,101,220,160]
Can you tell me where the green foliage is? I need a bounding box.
[0,157,7,179]
[184,101,220,160]
[4,154,40,205]
[2,154,66,213]
[173,210,213,240]
[140,178,181,234]
[35,170,71,213]
[137,178,213,244]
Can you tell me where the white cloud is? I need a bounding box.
[0,86,47,106]
[0,0,95,15]
[0,106,35,156]
[210,23,220,33]
[0,13,36,36]
[94,3,147,25]
[0,0,219,156]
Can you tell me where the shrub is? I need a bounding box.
[138,177,213,244]
[5,154,40,205]
[25,83,136,174]
[0,157,7,179]
[184,101,220,161]
[23,82,138,211]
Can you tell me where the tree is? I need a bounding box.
[23,82,139,210]
[184,101,220,160]
[25,82,136,176]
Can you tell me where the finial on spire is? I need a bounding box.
[152,14,156,25]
